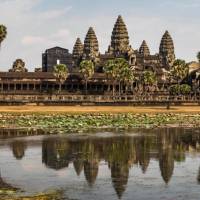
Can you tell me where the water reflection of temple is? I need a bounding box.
[10,140,27,160]
[5,128,200,199]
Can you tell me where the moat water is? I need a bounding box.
[1,128,200,200]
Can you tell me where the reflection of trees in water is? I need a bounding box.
[10,140,27,160]
[38,128,200,199]
[42,139,71,170]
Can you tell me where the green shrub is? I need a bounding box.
[169,84,180,95]
[169,84,191,95]
[180,84,191,95]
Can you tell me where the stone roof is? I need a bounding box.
[159,31,175,56]
[72,38,84,59]
[139,40,150,56]
[83,27,99,58]
[110,15,130,54]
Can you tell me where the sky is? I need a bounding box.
[0,0,199,71]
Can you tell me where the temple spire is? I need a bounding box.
[159,30,175,69]
[139,40,150,56]
[83,27,99,61]
[109,15,130,55]
[72,37,83,59]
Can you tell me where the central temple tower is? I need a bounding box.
[107,15,136,66]
[107,15,130,55]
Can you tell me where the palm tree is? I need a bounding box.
[79,60,94,94]
[143,71,157,93]
[0,25,7,47]
[119,66,136,95]
[53,64,69,93]
[197,52,200,63]
[104,58,128,96]
[170,59,189,85]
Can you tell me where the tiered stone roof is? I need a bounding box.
[109,15,130,54]
[83,27,99,59]
[139,40,150,56]
[9,59,28,72]
[72,38,83,59]
[159,31,175,68]
[159,31,174,55]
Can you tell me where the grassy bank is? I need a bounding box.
[1,112,200,132]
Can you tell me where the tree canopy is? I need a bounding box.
[0,25,7,45]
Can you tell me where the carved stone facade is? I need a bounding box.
[82,27,100,63]
[42,15,176,77]
[42,47,72,72]
[159,31,176,70]
[9,59,28,72]
[72,38,84,67]
[139,40,150,56]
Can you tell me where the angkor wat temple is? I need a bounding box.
[42,15,175,74]
[0,15,199,104]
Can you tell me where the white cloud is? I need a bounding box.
[22,36,46,45]
[0,0,73,71]
[21,29,71,46]
[40,7,72,20]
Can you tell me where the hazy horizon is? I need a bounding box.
[0,0,199,71]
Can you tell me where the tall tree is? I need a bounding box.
[170,59,189,85]
[119,66,136,94]
[142,71,157,93]
[104,58,129,96]
[197,52,200,63]
[79,60,94,94]
[53,64,69,93]
[0,25,7,47]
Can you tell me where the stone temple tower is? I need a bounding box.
[108,15,130,56]
[159,31,175,69]
[83,27,99,63]
[139,40,150,56]
[72,38,84,66]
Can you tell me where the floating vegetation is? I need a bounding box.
[1,190,63,200]
[0,113,200,133]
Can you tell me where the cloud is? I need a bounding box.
[40,7,72,20]
[0,0,73,71]
[21,29,71,46]
[22,36,46,45]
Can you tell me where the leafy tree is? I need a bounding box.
[53,64,69,93]
[142,71,157,93]
[197,52,200,63]
[169,84,191,95]
[0,25,7,46]
[104,59,121,95]
[170,59,189,85]
[180,84,191,95]
[79,60,94,94]
[104,58,131,95]
[169,84,180,95]
[119,66,136,94]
